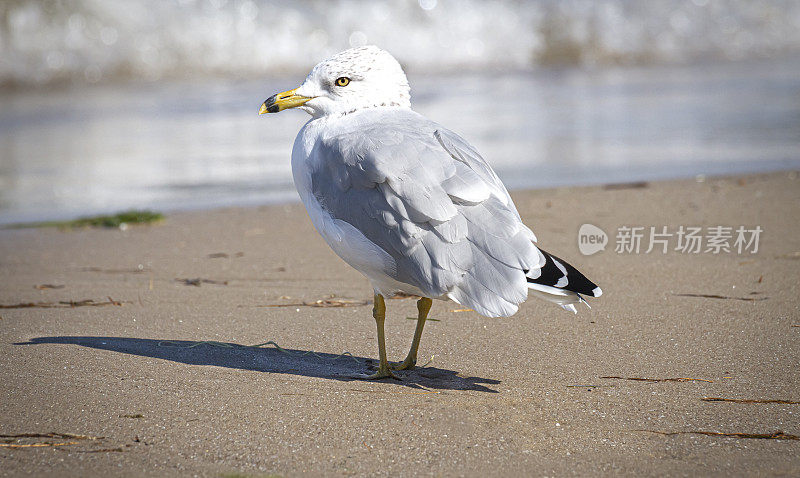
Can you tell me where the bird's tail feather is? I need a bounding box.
[526,248,601,313]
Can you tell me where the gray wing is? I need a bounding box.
[309,109,542,317]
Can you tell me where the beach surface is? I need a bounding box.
[1,172,798,477]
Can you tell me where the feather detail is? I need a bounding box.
[298,107,599,316]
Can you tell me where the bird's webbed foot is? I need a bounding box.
[390,356,416,371]
[351,362,400,380]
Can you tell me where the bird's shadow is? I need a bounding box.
[14,336,500,393]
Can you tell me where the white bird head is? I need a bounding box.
[260,46,411,118]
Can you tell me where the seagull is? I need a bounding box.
[260,46,601,380]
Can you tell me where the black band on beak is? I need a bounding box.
[263,94,280,113]
[259,88,311,114]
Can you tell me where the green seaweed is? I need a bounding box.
[2,210,164,230]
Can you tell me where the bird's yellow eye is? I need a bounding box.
[335,77,350,87]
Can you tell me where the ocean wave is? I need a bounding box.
[2,0,800,86]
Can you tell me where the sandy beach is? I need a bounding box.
[1,171,798,477]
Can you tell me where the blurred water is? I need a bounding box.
[0,58,798,224]
[2,0,800,86]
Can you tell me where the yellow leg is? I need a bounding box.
[359,294,397,380]
[392,297,432,371]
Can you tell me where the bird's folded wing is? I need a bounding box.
[309,110,541,315]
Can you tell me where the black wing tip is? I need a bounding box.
[527,249,601,297]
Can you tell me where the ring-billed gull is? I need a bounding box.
[260,46,601,379]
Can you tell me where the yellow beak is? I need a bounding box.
[259,88,312,114]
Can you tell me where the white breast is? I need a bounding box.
[291,117,408,295]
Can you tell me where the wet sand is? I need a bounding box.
[1,172,798,477]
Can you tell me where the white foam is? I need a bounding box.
[3,0,800,86]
